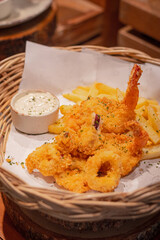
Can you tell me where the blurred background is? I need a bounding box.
[0,0,159,60]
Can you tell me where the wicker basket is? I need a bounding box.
[0,46,160,240]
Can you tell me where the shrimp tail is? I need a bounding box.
[122,64,142,110]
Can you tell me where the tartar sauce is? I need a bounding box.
[14,92,58,116]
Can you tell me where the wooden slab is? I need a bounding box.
[119,0,160,41]
[0,1,57,60]
[52,0,103,46]
[102,0,122,47]
[118,25,160,58]
[88,0,106,8]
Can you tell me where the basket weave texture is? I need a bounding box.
[0,46,160,223]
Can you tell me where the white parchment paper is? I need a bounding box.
[2,42,160,192]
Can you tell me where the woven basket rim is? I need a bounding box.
[1,45,160,66]
[0,45,160,222]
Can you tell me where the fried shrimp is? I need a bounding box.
[102,64,142,134]
[86,150,121,192]
[122,64,142,110]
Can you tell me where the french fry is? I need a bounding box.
[150,104,160,112]
[147,99,159,105]
[77,86,90,91]
[60,105,73,115]
[135,106,148,119]
[137,97,158,109]
[63,93,86,103]
[72,87,89,97]
[143,144,160,160]
[147,106,160,134]
[87,82,99,97]
[136,97,148,109]
[136,115,160,144]
[95,82,117,95]
[48,123,64,134]
[48,118,64,134]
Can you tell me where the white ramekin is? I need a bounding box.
[0,0,12,20]
[10,90,59,134]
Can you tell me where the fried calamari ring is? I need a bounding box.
[38,154,73,176]
[86,150,121,192]
[55,169,89,193]
[54,158,89,193]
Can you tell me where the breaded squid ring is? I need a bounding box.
[54,158,89,193]
[86,150,121,192]
[54,170,89,193]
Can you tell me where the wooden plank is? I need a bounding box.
[102,0,122,47]
[58,0,102,13]
[82,34,103,46]
[52,0,104,46]
[118,25,160,58]
[88,0,106,8]
[119,0,160,41]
